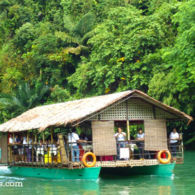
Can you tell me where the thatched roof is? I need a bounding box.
[0,90,192,132]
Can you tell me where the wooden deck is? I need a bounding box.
[11,161,84,169]
[10,159,160,168]
[96,159,159,167]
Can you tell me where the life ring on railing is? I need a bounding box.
[157,150,171,164]
[82,152,96,167]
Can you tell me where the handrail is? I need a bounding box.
[7,138,184,165]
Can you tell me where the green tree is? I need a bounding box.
[148,0,195,146]
[0,82,50,120]
[68,6,168,95]
[148,0,195,114]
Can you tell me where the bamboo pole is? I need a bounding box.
[51,129,54,144]
[8,133,13,163]
[13,133,15,143]
[126,101,130,141]
[42,132,45,143]
[35,131,37,144]
[127,120,130,141]
[27,131,29,143]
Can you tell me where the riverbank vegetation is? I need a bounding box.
[0,0,194,147]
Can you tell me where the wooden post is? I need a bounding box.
[58,134,68,163]
[13,133,15,143]
[126,101,130,141]
[27,131,29,143]
[8,133,12,163]
[42,132,45,143]
[127,120,130,141]
[35,131,37,144]
[51,129,54,144]
[33,131,37,163]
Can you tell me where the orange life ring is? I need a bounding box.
[82,152,96,167]
[157,150,171,164]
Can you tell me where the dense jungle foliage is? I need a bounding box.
[0,0,194,147]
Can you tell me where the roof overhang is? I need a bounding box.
[0,90,192,132]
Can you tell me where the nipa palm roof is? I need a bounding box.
[0,90,192,132]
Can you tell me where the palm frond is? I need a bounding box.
[73,12,96,37]
[63,15,74,33]
[55,31,79,45]
[81,30,95,44]
[0,82,50,117]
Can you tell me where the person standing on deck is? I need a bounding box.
[9,134,13,144]
[36,139,45,162]
[68,128,87,162]
[22,136,27,161]
[16,135,21,159]
[136,128,145,159]
[13,135,21,162]
[18,135,23,161]
[169,128,179,161]
[26,136,33,162]
[115,127,126,160]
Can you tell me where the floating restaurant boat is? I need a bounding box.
[0,90,192,179]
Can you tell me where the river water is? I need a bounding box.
[0,151,194,195]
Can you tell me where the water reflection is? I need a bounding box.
[99,175,174,195]
[0,174,176,195]
[0,176,99,195]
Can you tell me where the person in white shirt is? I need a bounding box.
[169,128,180,159]
[68,128,86,162]
[9,134,13,144]
[136,128,145,159]
[23,136,27,145]
[36,139,45,162]
[114,127,126,160]
[49,140,58,156]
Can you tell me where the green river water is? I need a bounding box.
[0,151,194,195]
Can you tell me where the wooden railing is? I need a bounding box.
[7,139,184,167]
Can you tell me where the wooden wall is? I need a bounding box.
[0,133,8,164]
[92,121,117,156]
[144,119,168,151]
